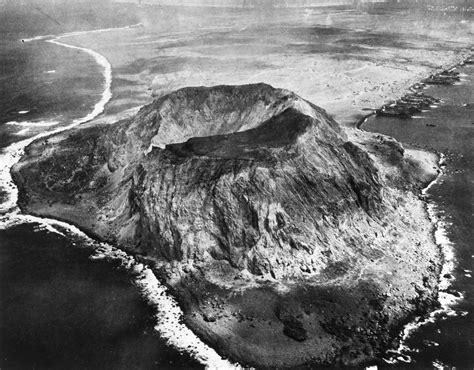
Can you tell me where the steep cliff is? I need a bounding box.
[13,84,441,367]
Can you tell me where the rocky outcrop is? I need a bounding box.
[13,83,442,367]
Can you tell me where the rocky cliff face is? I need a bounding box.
[13,84,441,367]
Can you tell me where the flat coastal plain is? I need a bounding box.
[61,5,473,126]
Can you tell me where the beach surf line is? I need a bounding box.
[2,23,241,370]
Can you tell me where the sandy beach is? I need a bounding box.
[57,5,473,128]
[3,2,474,368]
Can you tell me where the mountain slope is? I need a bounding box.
[13,83,441,367]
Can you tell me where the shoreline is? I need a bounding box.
[8,157,444,369]
[9,80,446,367]
[174,53,471,367]
[0,29,114,215]
[1,26,238,369]
[356,54,473,363]
[340,48,472,129]
[0,213,239,369]
[2,22,471,369]
[380,152,454,365]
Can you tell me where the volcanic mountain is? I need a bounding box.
[13,83,441,367]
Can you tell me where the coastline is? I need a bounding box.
[0,213,238,369]
[356,54,473,362]
[9,78,446,367]
[0,26,239,369]
[54,4,474,131]
[2,19,471,369]
[314,54,472,363]
[0,29,114,214]
[381,152,456,365]
[343,49,472,129]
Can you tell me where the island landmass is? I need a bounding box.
[13,83,443,367]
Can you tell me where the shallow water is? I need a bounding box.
[0,14,204,369]
[363,63,474,368]
[0,38,103,148]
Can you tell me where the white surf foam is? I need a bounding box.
[22,24,142,45]
[0,213,239,369]
[383,153,461,364]
[13,128,30,136]
[22,34,54,42]
[91,244,240,369]
[433,359,449,369]
[1,24,239,369]
[6,120,60,127]
[0,29,114,215]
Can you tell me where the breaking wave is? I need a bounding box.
[383,154,461,365]
[0,214,238,370]
[0,23,239,369]
[6,120,60,127]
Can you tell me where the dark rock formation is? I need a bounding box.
[12,83,442,367]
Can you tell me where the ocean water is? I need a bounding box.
[0,11,207,370]
[0,36,104,148]
[0,222,199,370]
[363,63,474,368]
[1,3,472,369]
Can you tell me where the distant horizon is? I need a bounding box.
[111,0,387,8]
[2,0,471,9]
[110,0,472,6]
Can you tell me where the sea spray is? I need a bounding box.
[0,29,114,214]
[0,24,240,369]
[0,24,144,214]
[6,120,60,127]
[383,153,462,364]
[6,120,61,136]
[91,245,241,369]
[0,214,240,369]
